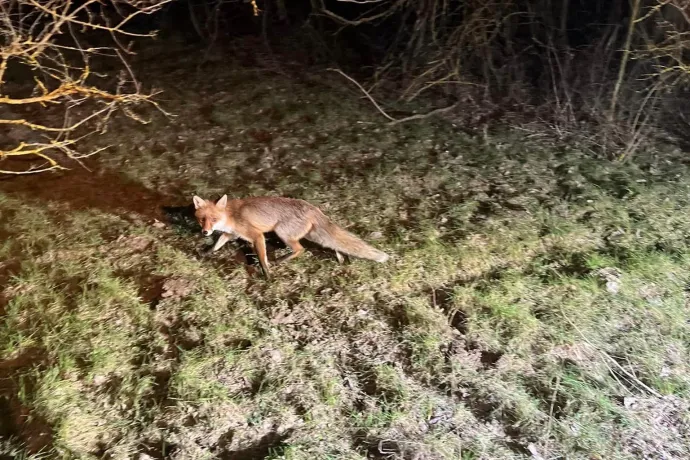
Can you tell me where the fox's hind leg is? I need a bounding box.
[250,233,271,279]
[274,224,309,265]
[276,240,305,264]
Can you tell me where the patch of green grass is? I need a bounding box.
[3,57,690,460]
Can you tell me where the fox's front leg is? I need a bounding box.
[212,232,235,252]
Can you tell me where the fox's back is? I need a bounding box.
[231,196,324,230]
[237,196,316,214]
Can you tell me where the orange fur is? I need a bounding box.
[193,195,389,278]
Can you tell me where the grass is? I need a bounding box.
[1,42,690,459]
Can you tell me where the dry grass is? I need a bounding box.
[1,42,690,460]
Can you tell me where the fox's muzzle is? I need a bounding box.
[202,229,212,236]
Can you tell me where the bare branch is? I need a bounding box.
[1,0,172,175]
[27,0,173,38]
[387,103,459,125]
[328,68,397,121]
[316,0,405,26]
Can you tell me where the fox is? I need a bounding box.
[192,194,389,278]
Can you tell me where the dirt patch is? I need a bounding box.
[0,158,173,221]
[0,348,48,386]
[620,396,690,460]
[140,438,179,459]
[478,350,503,368]
[354,429,447,460]
[155,315,204,361]
[129,271,167,310]
[161,278,195,301]
[430,287,468,334]
[0,397,54,456]
[217,429,293,460]
[0,348,54,456]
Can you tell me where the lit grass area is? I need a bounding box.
[1,60,690,459]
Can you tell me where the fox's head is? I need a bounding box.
[192,194,228,236]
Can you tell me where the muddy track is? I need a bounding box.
[0,158,175,221]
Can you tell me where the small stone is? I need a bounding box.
[368,231,384,240]
[606,280,620,294]
[270,349,283,363]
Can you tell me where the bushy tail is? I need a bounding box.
[308,215,389,263]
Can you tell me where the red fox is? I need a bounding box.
[192,195,389,278]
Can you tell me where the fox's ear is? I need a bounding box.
[216,194,228,208]
[193,195,205,209]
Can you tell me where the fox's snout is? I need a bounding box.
[196,218,215,236]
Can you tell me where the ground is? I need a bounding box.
[1,39,690,459]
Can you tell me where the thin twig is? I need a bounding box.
[543,374,561,456]
[609,0,641,121]
[328,68,397,122]
[387,103,458,126]
[328,68,459,125]
[317,0,404,26]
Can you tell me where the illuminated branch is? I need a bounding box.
[0,0,172,175]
